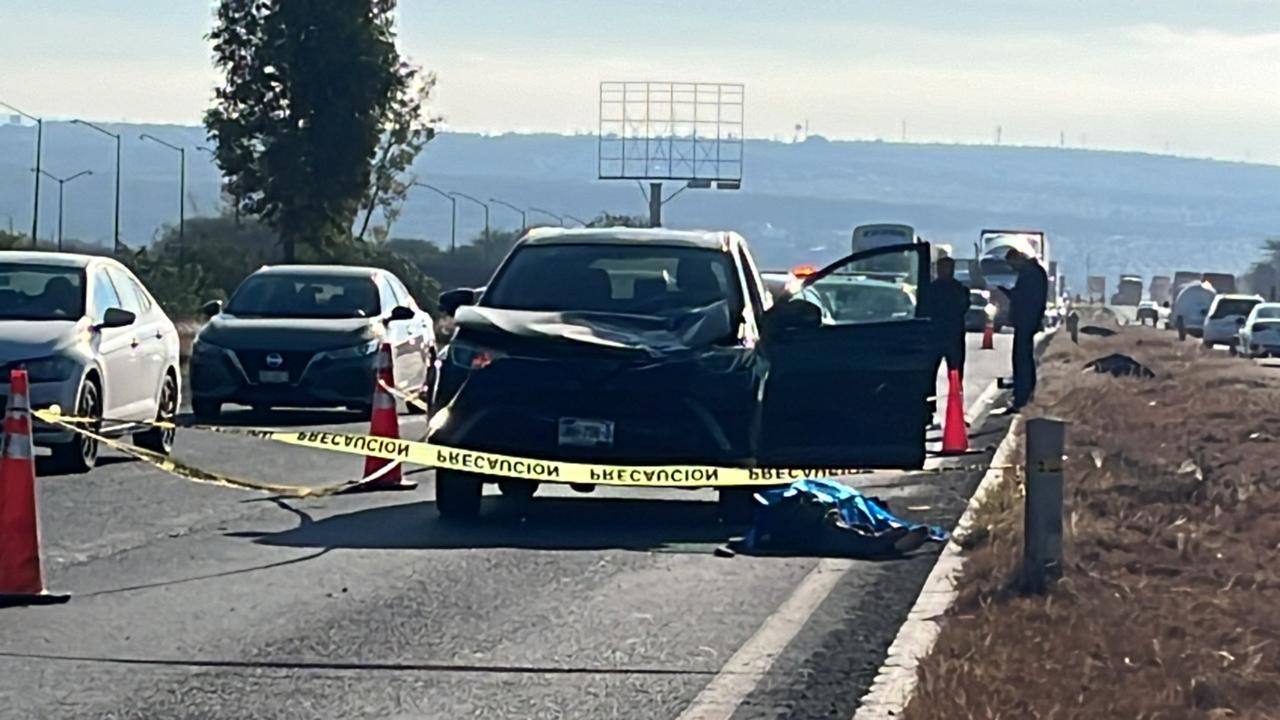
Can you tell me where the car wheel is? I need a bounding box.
[193,398,221,422]
[48,378,101,474]
[717,488,758,524]
[1202,339,1213,348]
[436,470,482,520]
[135,372,178,455]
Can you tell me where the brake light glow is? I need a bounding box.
[471,351,496,369]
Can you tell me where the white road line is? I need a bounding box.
[675,558,854,720]
[676,376,1006,720]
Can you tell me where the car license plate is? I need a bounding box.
[558,418,614,447]
[258,370,289,384]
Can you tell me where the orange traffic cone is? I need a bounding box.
[0,370,69,606]
[981,321,995,350]
[358,343,417,491]
[940,369,969,455]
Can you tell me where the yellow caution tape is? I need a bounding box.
[34,411,403,497]
[34,409,999,490]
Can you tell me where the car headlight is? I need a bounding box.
[320,339,381,361]
[13,355,79,383]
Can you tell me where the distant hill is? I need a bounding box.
[3,120,1278,292]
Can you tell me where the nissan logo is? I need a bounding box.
[265,353,284,368]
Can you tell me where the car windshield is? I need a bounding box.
[483,243,744,316]
[1211,298,1259,319]
[0,263,86,320]
[226,274,380,318]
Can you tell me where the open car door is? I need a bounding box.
[759,243,935,469]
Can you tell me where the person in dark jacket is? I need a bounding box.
[998,247,1048,410]
[926,257,970,382]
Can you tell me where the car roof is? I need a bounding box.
[252,264,383,277]
[519,226,733,251]
[0,250,103,268]
[1213,293,1263,301]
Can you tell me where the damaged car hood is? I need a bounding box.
[454,303,738,357]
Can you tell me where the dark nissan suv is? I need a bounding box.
[430,228,940,520]
[190,265,437,419]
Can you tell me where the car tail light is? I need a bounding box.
[447,341,506,370]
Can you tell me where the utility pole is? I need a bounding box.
[412,182,457,252]
[490,198,527,233]
[38,169,93,251]
[450,191,490,245]
[140,134,186,259]
[1,101,43,246]
[71,120,123,253]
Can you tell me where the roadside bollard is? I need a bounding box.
[1022,417,1066,594]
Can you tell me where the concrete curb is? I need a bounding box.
[852,416,1025,720]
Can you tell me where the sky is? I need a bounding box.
[2,1,1279,162]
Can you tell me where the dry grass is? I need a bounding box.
[903,322,1280,720]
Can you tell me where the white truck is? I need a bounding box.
[976,229,1050,330]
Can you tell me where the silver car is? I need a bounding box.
[0,252,181,472]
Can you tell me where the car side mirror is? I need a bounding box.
[1237,317,1247,326]
[201,300,223,318]
[1162,301,1171,308]
[439,288,477,317]
[98,307,136,329]
[386,305,416,323]
[762,298,821,335]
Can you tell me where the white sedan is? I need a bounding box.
[1236,302,1280,357]
[1202,294,1263,350]
[0,252,181,472]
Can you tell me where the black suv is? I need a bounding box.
[430,228,940,519]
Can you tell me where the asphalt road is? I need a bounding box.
[0,333,1015,720]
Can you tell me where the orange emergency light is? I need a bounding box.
[791,264,817,278]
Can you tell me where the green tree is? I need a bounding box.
[205,0,415,262]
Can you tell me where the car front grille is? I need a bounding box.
[234,350,315,381]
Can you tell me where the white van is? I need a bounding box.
[1172,282,1216,340]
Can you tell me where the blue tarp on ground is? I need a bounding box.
[736,478,949,558]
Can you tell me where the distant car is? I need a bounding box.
[1202,293,1263,349]
[1136,300,1160,326]
[0,251,181,472]
[431,227,938,520]
[965,289,996,332]
[1236,302,1280,357]
[190,265,437,419]
[1172,282,1216,340]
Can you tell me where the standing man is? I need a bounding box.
[998,247,1048,411]
[926,256,970,382]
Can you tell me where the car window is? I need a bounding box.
[90,268,124,323]
[1255,306,1280,320]
[1211,298,1259,319]
[226,274,381,319]
[0,263,86,320]
[801,246,921,325]
[106,266,149,315]
[374,275,400,314]
[735,244,770,313]
[484,244,745,319]
[384,274,411,308]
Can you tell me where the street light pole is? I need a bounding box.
[530,207,565,227]
[450,192,490,245]
[412,182,457,252]
[566,215,589,228]
[141,134,186,259]
[490,198,527,233]
[1,101,43,246]
[38,169,93,252]
[71,119,122,253]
